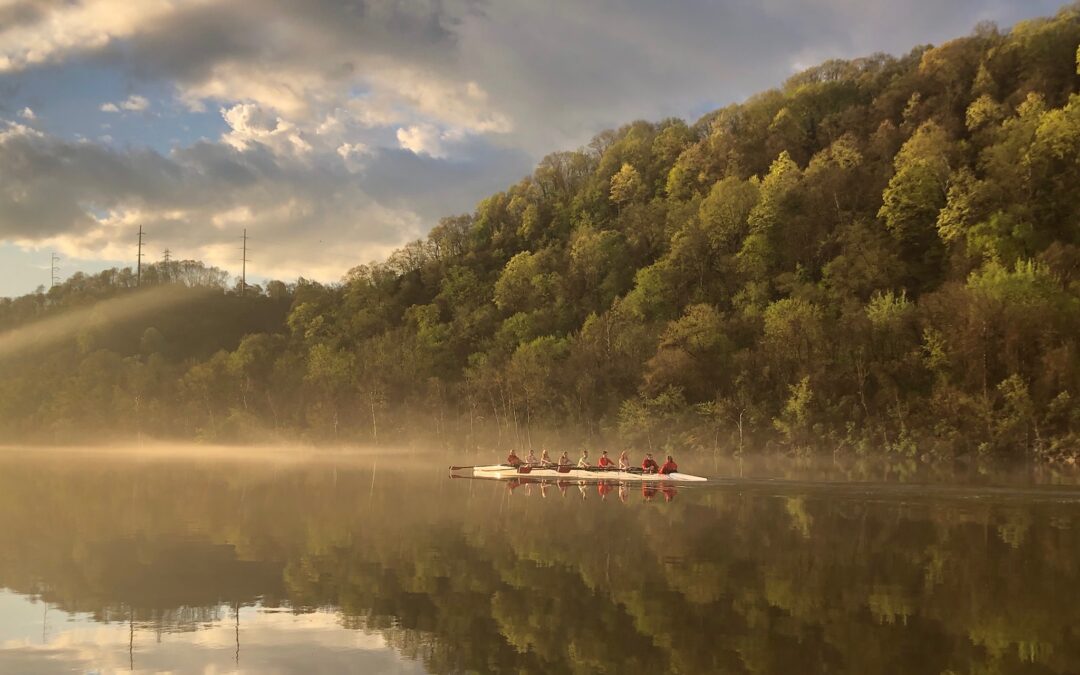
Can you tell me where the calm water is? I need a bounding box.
[1,447,1079,674]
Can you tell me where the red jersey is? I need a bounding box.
[598,456,614,467]
[506,453,523,467]
[642,457,659,472]
[659,460,678,475]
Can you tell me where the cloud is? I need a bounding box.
[396,123,464,159]
[0,117,530,283]
[100,94,150,113]
[221,102,311,156]
[0,0,175,71]
[18,107,35,120]
[2,1,1065,156]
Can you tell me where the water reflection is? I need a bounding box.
[0,594,424,674]
[0,448,1078,674]
[497,476,680,502]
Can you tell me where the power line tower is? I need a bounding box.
[240,228,249,297]
[50,253,60,288]
[136,225,145,287]
[162,248,172,283]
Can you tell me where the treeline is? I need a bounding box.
[4,6,1080,458]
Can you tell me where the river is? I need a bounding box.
[1,446,1078,674]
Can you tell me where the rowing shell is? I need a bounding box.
[470,464,707,482]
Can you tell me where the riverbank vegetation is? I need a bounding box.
[3,7,1080,460]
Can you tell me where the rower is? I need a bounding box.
[540,448,552,466]
[577,450,590,468]
[597,450,614,469]
[617,450,631,471]
[641,452,659,474]
[659,455,678,475]
[526,448,537,465]
[558,451,572,467]
[506,449,524,467]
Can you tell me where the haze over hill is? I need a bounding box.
[3,5,1080,461]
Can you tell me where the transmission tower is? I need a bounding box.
[163,248,171,264]
[136,226,145,287]
[50,253,60,288]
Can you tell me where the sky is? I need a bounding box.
[0,0,1070,298]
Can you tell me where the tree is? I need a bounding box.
[878,121,952,292]
[610,162,644,206]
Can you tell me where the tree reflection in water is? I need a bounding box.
[0,449,1078,674]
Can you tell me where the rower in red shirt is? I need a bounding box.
[641,452,660,474]
[659,455,678,475]
[506,450,523,467]
[597,450,615,468]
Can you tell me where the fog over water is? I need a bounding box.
[1,445,1079,673]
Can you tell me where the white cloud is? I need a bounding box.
[396,124,454,158]
[336,142,370,172]
[18,107,35,121]
[0,0,175,72]
[0,120,43,144]
[220,102,313,157]
[101,94,150,113]
[121,94,149,111]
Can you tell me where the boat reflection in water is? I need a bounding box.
[502,476,679,502]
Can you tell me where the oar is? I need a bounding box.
[575,465,641,474]
[519,465,575,474]
[448,464,517,471]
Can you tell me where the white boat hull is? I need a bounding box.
[471,464,707,482]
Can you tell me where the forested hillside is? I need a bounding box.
[4,6,1080,459]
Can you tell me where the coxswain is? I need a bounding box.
[558,451,572,467]
[641,452,660,474]
[597,450,615,468]
[506,449,524,467]
[526,448,537,465]
[659,455,678,475]
[618,450,631,471]
[578,450,590,468]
